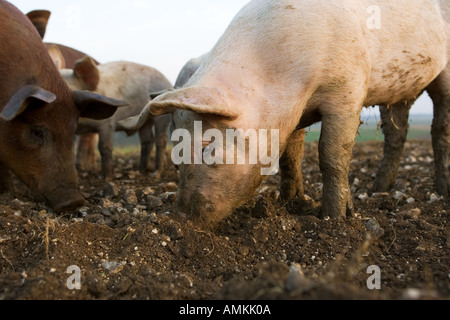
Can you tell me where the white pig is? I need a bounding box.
[121,0,449,227]
[62,57,173,179]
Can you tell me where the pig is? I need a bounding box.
[0,0,126,211]
[61,57,173,179]
[121,0,448,227]
[26,9,101,172]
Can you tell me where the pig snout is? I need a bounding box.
[177,189,228,228]
[46,187,86,212]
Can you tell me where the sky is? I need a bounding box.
[11,0,433,115]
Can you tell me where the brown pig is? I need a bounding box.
[121,0,448,227]
[61,57,173,179]
[26,9,101,172]
[0,0,127,211]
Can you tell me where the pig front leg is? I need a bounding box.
[427,66,450,198]
[280,129,306,201]
[97,126,115,180]
[138,119,155,173]
[373,101,413,192]
[319,112,361,219]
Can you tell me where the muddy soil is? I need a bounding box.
[0,140,448,300]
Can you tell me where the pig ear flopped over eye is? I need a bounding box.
[0,85,57,121]
[118,87,241,131]
[74,90,129,120]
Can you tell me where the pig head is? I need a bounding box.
[0,0,127,211]
[120,87,270,227]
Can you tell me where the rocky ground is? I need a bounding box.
[0,140,448,300]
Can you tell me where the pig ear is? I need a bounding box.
[148,87,241,120]
[148,87,240,119]
[47,45,66,70]
[74,90,128,120]
[26,10,51,39]
[119,87,240,131]
[73,57,100,91]
[0,85,56,121]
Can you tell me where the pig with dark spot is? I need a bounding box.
[26,9,101,172]
[0,0,127,211]
[61,57,173,179]
[121,0,448,227]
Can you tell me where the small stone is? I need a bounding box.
[142,187,156,195]
[402,288,422,300]
[353,178,360,186]
[163,182,178,192]
[152,228,158,234]
[394,191,405,200]
[102,261,125,274]
[131,208,140,217]
[399,208,421,219]
[371,192,389,198]
[103,182,119,198]
[160,192,177,203]
[124,189,138,206]
[406,197,415,204]
[148,195,163,209]
[406,156,417,163]
[429,193,441,203]
[396,273,405,280]
[365,218,385,240]
[358,193,369,200]
[101,198,117,209]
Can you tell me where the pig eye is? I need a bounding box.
[29,127,47,145]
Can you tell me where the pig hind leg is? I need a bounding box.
[97,128,115,180]
[75,133,99,172]
[319,110,361,219]
[280,129,306,201]
[153,115,171,178]
[427,65,450,198]
[373,101,413,192]
[138,119,155,173]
